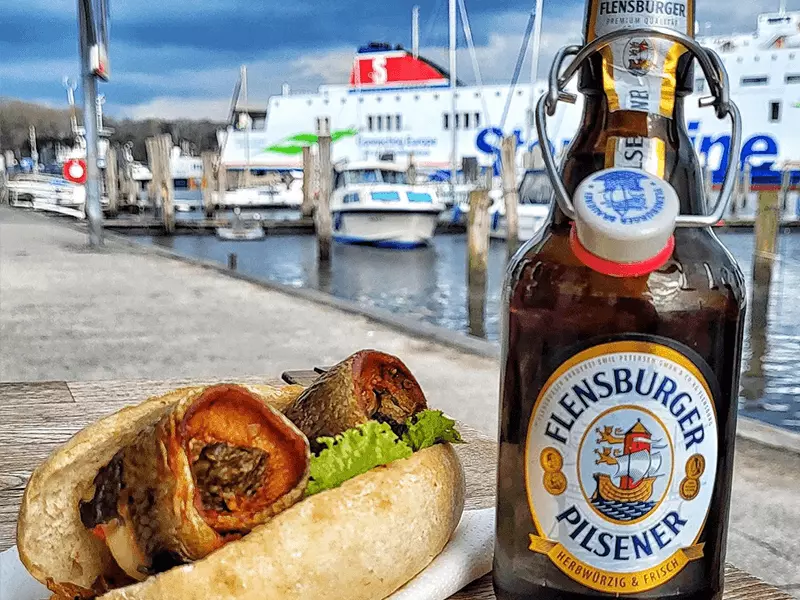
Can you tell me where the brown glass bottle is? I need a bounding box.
[494,1,747,598]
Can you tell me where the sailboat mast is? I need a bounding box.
[780,0,787,14]
[449,0,458,188]
[412,5,420,59]
[526,0,544,146]
[241,65,251,188]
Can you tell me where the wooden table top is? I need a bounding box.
[0,377,792,600]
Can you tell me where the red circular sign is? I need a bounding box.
[63,159,87,184]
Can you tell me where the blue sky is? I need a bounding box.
[0,0,789,119]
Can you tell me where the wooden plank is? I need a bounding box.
[67,376,287,404]
[449,567,796,600]
[0,381,793,600]
[0,381,73,405]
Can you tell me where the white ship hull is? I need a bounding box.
[333,210,440,248]
[219,10,800,225]
[490,204,550,241]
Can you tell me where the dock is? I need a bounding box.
[103,216,316,233]
[0,206,799,595]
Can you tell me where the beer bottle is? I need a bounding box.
[494,0,747,598]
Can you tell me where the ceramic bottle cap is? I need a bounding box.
[571,168,680,277]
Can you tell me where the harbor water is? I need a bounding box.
[132,229,800,433]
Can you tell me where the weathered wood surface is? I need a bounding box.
[500,135,519,256]
[0,380,791,600]
[315,120,333,263]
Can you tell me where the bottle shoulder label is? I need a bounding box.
[525,338,717,594]
[587,0,692,116]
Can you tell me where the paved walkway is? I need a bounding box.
[0,207,797,595]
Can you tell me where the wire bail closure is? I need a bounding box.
[535,26,743,228]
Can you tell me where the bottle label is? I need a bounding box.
[605,136,666,177]
[525,339,717,594]
[587,0,692,116]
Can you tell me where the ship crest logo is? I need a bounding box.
[626,38,655,76]
[588,417,668,523]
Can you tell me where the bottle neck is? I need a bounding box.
[550,88,705,227]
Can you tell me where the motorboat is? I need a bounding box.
[490,169,551,241]
[330,161,444,248]
[7,173,86,219]
[215,208,266,241]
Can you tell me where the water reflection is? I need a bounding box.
[134,230,800,432]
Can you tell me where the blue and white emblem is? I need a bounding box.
[581,169,668,226]
[573,168,680,266]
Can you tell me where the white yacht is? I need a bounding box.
[219,5,800,226]
[490,170,551,241]
[7,173,87,219]
[331,161,444,248]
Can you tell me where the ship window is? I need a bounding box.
[367,116,374,132]
[786,74,800,83]
[384,115,391,131]
[376,116,383,131]
[455,113,461,129]
[474,92,480,98]
[395,115,402,130]
[495,91,502,97]
[741,76,768,86]
[464,113,471,129]
[443,113,450,130]
[770,101,781,122]
[474,112,481,128]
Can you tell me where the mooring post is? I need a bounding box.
[467,170,492,338]
[407,152,417,186]
[302,146,316,218]
[743,184,781,405]
[105,145,118,217]
[501,135,520,256]
[228,253,238,271]
[316,120,333,264]
[201,151,216,218]
[158,134,175,233]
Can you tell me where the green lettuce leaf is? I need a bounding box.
[401,410,464,451]
[306,422,413,496]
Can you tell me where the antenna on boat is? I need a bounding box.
[63,77,79,138]
[241,64,251,189]
[526,0,544,146]
[780,0,787,13]
[412,5,420,59]
[449,0,458,192]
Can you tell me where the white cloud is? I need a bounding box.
[116,97,230,120]
[102,0,790,120]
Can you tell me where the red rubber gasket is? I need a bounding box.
[569,224,675,278]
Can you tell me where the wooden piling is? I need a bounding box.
[407,152,417,185]
[117,149,133,210]
[201,151,217,217]
[742,188,781,404]
[467,170,492,338]
[316,120,333,263]
[501,135,520,255]
[302,146,316,218]
[146,134,175,233]
[105,146,118,216]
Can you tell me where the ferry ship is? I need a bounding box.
[219,6,800,223]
